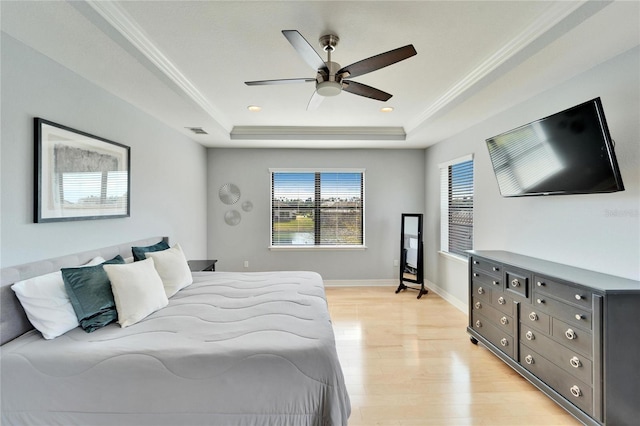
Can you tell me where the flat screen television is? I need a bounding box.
[485,97,624,197]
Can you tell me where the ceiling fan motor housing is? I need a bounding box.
[316,60,342,96]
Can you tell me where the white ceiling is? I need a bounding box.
[2,1,638,148]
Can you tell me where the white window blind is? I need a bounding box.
[440,156,474,257]
[271,170,364,247]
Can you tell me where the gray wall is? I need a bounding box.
[1,34,208,267]
[207,148,425,280]
[424,46,640,310]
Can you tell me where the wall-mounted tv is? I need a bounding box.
[485,97,624,197]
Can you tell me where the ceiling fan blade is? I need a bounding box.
[307,90,324,110]
[245,78,316,86]
[342,80,392,101]
[338,45,417,79]
[282,30,327,72]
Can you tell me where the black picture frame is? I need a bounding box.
[34,118,130,223]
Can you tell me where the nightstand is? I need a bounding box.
[187,260,217,272]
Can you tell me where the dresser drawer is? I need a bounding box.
[521,305,551,334]
[471,312,515,358]
[521,345,593,416]
[491,290,514,315]
[471,257,502,277]
[520,324,592,384]
[551,318,593,358]
[472,297,515,336]
[505,268,530,300]
[471,270,502,288]
[471,280,491,303]
[534,276,592,310]
[533,295,592,330]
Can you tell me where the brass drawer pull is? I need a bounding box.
[511,279,521,288]
[498,297,506,305]
[475,320,482,328]
[475,302,482,309]
[570,385,582,398]
[565,328,576,340]
[570,356,582,368]
[500,338,508,347]
[500,316,508,325]
[477,287,484,295]
[529,312,538,321]
[525,354,534,365]
[525,331,534,341]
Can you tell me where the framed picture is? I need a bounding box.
[34,118,130,222]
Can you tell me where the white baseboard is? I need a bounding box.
[324,279,396,287]
[423,280,467,313]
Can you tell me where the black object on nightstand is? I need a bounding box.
[187,260,217,272]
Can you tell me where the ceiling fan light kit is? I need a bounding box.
[245,30,416,109]
[316,80,342,97]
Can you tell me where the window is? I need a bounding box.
[440,155,474,257]
[271,170,364,248]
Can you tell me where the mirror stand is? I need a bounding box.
[395,213,427,299]
[395,282,428,299]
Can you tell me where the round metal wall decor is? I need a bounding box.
[219,183,241,205]
[224,210,241,226]
[241,200,253,212]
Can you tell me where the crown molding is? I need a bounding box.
[405,0,602,133]
[230,126,406,141]
[85,0,232,132]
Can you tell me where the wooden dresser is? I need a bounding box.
[467,250,640,426]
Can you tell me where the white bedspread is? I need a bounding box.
[1,271,350,426]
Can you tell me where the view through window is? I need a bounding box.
[440,156,474,257]
[271,170,364,247]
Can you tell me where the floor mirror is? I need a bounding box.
[395,213,427,299]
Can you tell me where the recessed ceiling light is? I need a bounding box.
[247,105,262,112]
[380,107,394,113]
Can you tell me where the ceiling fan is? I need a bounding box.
[245,30,417,110]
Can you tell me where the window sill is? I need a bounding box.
[269,245,367,251]
[438,251,469,264]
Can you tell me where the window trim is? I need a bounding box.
[439,154,474,259]
[269,168,366,250]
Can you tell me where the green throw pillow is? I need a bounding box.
[132,240,169,261]
[62,255,125,333]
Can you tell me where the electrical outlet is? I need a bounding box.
[244,260,249,268]
[393,259,399,267]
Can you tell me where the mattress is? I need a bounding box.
[1,271,350,426]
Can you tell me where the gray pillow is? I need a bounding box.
[62,255,125,333]
[132,240,169,261]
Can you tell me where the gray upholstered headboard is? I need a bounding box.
[0,236,168,345]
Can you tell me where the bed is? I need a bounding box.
[0,237,350,426]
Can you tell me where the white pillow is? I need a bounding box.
[144,243,193,298]
[11,256,106,339]
[104,258,168,328]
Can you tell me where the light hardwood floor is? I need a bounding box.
[325,286,582,426]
